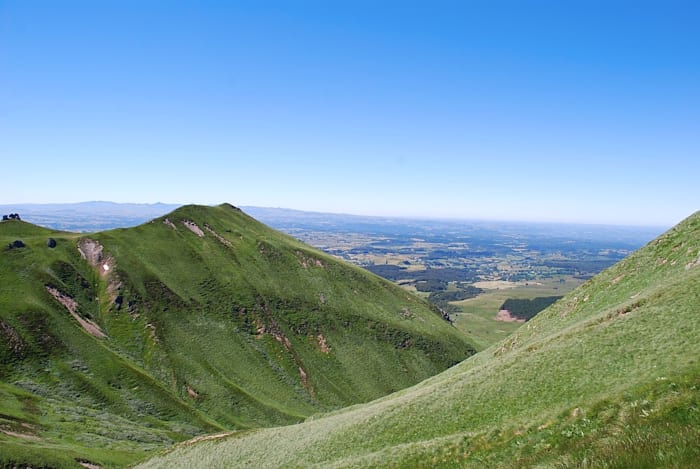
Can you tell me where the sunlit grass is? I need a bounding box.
[0,205,475,467]
[138,211,700,468]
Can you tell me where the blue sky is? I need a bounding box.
[1,1,698,226]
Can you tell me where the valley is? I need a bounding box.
[1,203,684,468]
[2,1,694,466]
[246,207,662,350]
[138,210,700,468]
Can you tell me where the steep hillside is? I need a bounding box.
[139,211,700,468]
[0,204,474,468]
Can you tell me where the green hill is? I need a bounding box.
[0,204,474,468]
[137,211,700,468]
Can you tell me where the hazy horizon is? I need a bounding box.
[0,200,673,229]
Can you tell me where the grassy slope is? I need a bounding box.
[0,204,474,468]
[139,211,700,468]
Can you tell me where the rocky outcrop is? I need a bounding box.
[78,238,115,278]
[182,220,205,237]
[77,238,103,266]
[204,223,232,247]
[46,286,106,338]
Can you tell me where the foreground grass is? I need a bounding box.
[138,211,700,468]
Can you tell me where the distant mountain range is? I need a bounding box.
[0,202,182,232]
[0,201,666,238]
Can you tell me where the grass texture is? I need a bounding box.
[0,204,474,468]
[138,211,700,468]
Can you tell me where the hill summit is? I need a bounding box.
[0,204,475,468]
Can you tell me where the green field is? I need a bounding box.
[138,211,700,468]
[0,204,475,468]
[453,277,584,350]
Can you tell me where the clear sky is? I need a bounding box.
[1,1,698,226]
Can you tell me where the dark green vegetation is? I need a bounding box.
[0,204,474,468]
[498,296,563,321]
[139,211,700,468]
[426,285,483,316]
[366,265,480,284]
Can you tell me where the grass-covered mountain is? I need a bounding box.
[0,204,474,468]
[139,211,700,468]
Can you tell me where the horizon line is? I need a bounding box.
[0,200,673,229]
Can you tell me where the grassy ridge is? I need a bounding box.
[138,211,700,468]
[0,204,474,467]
